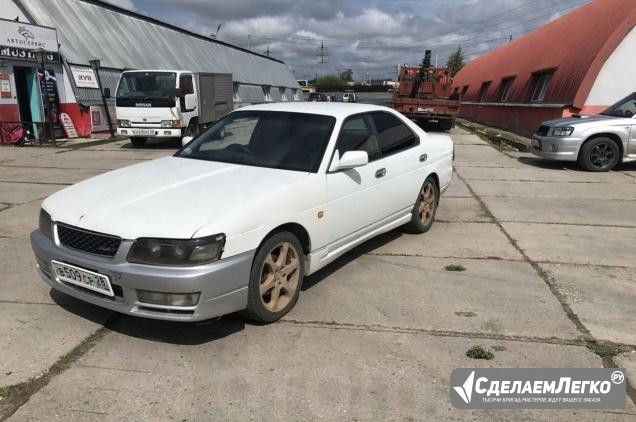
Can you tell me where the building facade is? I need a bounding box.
[0,0,300,140]
[452,0,636,137]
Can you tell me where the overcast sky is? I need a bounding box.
[106,0,590,80]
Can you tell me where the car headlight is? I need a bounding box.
[118,119,131,128]
[39,208,53,240]
[161,119,181,128]
[552,126,574,136]
[127,234,225,266]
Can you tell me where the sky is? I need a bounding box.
[105,0,590,80]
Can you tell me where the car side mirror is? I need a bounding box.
[103,87,111,98]
[330,150,368,171]
[181,136,193,146]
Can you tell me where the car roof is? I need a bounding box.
[236,102,395,119]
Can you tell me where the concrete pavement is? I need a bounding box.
[1,129,635,420]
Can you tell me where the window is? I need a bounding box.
[179,74,194,95]
[461,85,469,100]
[178,111,336,173]
[280,87,288,102]
[370,112,418,157]
[233,82,240,101]
[601,92,636,118]
[531,72,553,102]
[293,89,300,101]
[263,85,272,102]
[499,77,515,102]
[477,81,491,102]
[335,114,380,162]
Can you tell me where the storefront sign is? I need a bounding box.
[90,105,109,132]
[0,19,58,52]
[60,113,78,138]
[0,73,11,99]
[70,66,99,89]
[0,46,59,62]
[38,68,60,127]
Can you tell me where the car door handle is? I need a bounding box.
[375,168,386,178]
[419,153,428,162]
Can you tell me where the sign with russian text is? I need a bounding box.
[0,19,58,52]
[450,368,626,409]
[0,73,11,99]
[0,46,59,62]
[70,66,99,89]
[60,113,77,138]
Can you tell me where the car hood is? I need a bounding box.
[43,156,309,239]
[542,114,622,127]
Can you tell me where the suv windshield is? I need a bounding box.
[176,111,336,172]
[600,92,636,118]
[116,72,176,99]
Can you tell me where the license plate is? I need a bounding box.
[418,107,434,113]
[532,138,542,150]
[51,260,114,297]
[132,129,155,135]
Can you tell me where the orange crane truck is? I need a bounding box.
[391,50,460,131]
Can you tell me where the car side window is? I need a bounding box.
[370,112,418,157]
[335,114,381,161]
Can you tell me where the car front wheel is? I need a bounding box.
[243,232,304,323]
[404,176,438,234]
[578,137,620,172]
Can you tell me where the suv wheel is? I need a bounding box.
[242,232,304,323]
[579,137,620,172]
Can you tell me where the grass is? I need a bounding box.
[0,386,9,399]
[466,345,494,360]
[445,264,466,272]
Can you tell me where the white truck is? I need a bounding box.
[113,70,233,147]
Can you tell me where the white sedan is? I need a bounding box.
[31,103,454,322]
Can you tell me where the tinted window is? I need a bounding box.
[335,115,380,161]
[177,111,335,173]
[370,112,417,156]
[180,75,194,95]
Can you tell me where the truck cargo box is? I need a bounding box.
[196,73,233,124]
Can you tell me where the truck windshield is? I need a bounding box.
[176,110,336,173]
[600,92,636,118]
[116,72,176,99]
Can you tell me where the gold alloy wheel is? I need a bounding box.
[259,241,300,312]
[418,182,436,225]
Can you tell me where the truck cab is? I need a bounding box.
[115,70,232,147]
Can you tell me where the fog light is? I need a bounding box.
[551,144,559,152]
[137,290,200,307]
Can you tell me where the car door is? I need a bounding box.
[369,111,424,216]
[325,113,386,251]
[178,73,197,128]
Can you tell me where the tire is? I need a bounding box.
[130,137,147,147]
[242,232,305,323]
[578,137,620,172]
[404,176,439,234]
[438,119,453,131]
[185,120,199,138]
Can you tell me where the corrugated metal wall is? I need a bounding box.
[17,0,299,94]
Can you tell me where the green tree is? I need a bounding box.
[446,46,465,76]
[313,74,345,89]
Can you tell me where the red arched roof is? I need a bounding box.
[453,0,636,109]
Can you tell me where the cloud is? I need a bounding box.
[131,0,590,79]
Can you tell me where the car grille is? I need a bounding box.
[57,224,122,257]
[536,125,550,136]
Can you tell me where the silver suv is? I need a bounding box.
[532,92,636,171]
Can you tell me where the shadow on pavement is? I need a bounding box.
[120,138,181,150]
[518,156,636,173]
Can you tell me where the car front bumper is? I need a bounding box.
[30,229,254,322]
[530,134,583,161]
[116,127,183,138]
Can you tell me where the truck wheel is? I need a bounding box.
[130,137,146,147]
[439,119,453,131]
[578,137,620,172]
[242,232,304,323]
[185,120,199,138]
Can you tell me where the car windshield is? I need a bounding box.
[116,72,176,99]
[600,93,636,118]
[176,110,336,172]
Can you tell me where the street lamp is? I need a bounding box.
[88,58,114,136]
[32,47,53,143]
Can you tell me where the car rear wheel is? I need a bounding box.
[243,232,304,323]
[578,137,620,172]
[130,137,147,147]
[404,176,438,234]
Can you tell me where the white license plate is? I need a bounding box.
[132,129,155,135]
[51,260,114,297]
[418,107,434,113]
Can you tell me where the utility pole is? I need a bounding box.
[265,46,270,57]
[247,34,251,49]
[316,41,328,76]
[509,35,513,43]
